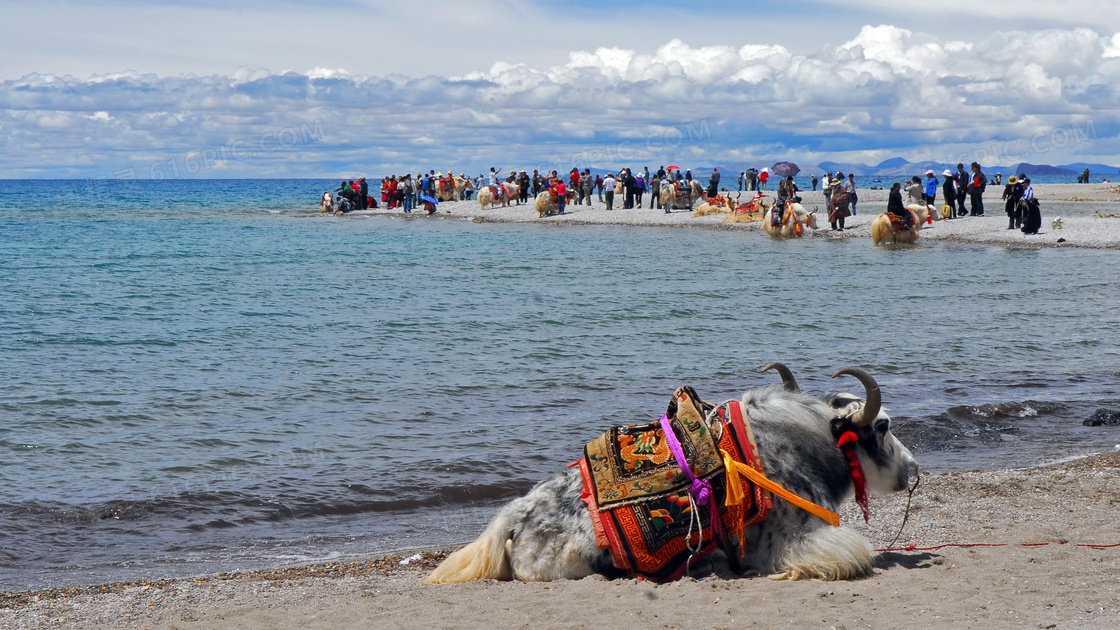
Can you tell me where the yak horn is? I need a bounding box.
[762,362,800,394]
[832,367,881,427]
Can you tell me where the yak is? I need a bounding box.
[660,180,705,211]
[762,202,819,238]
[478,184,514,209]
[423,366,918,584]
[871,209,921,245]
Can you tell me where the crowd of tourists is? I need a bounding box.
[319,161,1045,235]
[320,166,730,215]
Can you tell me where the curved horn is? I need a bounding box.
[762,362,800,394]
[831,368,881,426]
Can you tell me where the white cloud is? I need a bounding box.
[2,24,1119,177]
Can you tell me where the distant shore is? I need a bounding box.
[337,182,1120,249]
[4,450,1119,629]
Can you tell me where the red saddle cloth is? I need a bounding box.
[887,211,907,233]
[578,388,771,581]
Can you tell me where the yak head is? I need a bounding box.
[805,209,819,230]
[824,368,919,494]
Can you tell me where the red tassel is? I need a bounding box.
[838,431,870,522]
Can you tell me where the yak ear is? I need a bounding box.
[830,416,854,440]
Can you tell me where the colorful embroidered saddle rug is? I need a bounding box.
[578,387,771,581]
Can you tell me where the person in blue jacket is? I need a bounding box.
[924,170,938,206]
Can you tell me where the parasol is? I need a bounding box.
[419,195,439,205]
[770,162,801,178]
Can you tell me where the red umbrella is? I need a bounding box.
[666,165,680,170]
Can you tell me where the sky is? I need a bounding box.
[2,0,1120,177]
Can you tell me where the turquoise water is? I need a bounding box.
[1,179,1119,591]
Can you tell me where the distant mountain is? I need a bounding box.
[817,162,875,176]
[1006,163,1077,175]
[1059,163,1120,174]
[874,157,910,170]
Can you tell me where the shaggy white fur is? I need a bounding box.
[769,525,872,581]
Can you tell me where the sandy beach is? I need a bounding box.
[348,183,1120,250]
[3,451,1119,629]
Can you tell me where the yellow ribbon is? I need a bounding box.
[721,449,840,527]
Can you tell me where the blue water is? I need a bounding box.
[2,179,1119,592]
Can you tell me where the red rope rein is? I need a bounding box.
[876,541,1120,552]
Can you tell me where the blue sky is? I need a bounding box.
[2,0,1120,177]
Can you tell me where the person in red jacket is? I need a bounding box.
[554,178,567,214]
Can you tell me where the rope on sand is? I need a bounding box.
[876,542,1120,552]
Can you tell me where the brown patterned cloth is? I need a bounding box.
[578,387,771,581]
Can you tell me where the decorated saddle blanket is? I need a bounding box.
[887,211,908,233]
[578,387,771,581]
[438,177,455,192]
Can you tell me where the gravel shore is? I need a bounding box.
[340,183,1120,250]
[4,451,1119,629]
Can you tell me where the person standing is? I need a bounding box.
[823,172,834,208]
[811,174,818,191]
[595,173,604,202]
[759,168,769,190]
[582,169,593,206]
[1020,177,1040,233]
[955,163,970,216]
[402,174,414,213]
[603,173,616,211]
[634,171,645,207]
[358,176,369,210]
[519,170,530,204]
[649,174,660,209]
[707,167,721,198]
[568,169,581,205]
[924,170,938,206]
[738,171,745,191]
[828,177,850,230]
[845,173,858,215]
[554,178,567,214]
[969,162,987,216]
[1002,174,1024,229]
[623,169,636,209]
[941,170,958,219]
[1082,168,1090,184]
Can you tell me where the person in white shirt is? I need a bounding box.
[603,173,617,211]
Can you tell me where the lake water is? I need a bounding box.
[2,179,1119,592]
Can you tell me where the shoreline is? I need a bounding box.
[5,451,1119,628]
[331,182,1120,250]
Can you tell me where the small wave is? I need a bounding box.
[946,400,1064,420]
[0,478,536,528]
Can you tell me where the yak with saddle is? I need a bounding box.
[424,365,919,584]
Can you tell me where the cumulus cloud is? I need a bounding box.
[2,24,1120,177]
